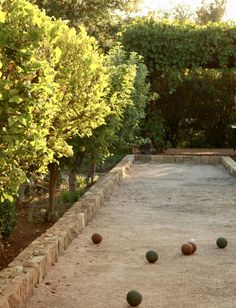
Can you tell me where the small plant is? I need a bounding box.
[76,175,87,190]
[0,200,16,238]
[60,190,84,203]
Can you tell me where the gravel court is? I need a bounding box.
[25,161,236,308]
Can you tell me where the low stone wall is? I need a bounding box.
[0,153,235,308]
[221,156,236,177]
[135,154,221,164]
[135,154,236,177]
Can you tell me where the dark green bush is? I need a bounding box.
[60,190,84,203]
[0,200,16,238]
[122,19,236,148]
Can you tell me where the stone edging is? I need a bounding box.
[221,156,236,177]
[135,154,221,164]
[0,154,235,308]
[135,154,236,177]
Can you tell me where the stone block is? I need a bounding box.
[163,155,175,163]
[135,154,151,162]
[81,204,93,222]
[23,255,45,283]
[175,155,184,163]
[151,155,164,162]
[209,156,220,164]
[0,299,9,308]
[201,156,210,164]
[82,196,100,212]
[183,156,201,163]
[1,269,33,308]
[191,156,201,164]
[57,231,68,254]
[3,282,21,308]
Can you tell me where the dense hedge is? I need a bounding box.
[122,18,236,148]
[122,19,236,72]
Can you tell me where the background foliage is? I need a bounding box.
[122,17,236,147]
[29,0,141,50]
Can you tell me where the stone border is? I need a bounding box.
[135,154,221,164]
[0,153,235,308]
[135,154,236,177]
[221,156,236,177]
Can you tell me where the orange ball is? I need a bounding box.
[181,243,193,255]
[91,233,102,244]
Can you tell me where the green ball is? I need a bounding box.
[126,290,142,307]
[146,250,159,263]
[216,237,228,249]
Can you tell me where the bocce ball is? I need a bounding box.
[188,241,197,253]
[146,250,159,263]
[91,233,102,244]
[181,243,193,255]
[126,290,142,307]
[216,237,228,249]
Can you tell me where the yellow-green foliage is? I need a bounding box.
[0,0,110,202]
[73,45,149,166]
[122,18,236,72]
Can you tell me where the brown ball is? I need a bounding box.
[188,241,197,253]
[181,243,193,255]
[91,233,102,244]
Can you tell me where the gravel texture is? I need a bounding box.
[25,162,236,308]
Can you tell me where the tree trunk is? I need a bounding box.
[0,239,7,268]
[69,169,77,192]
[47,162,59,221]
[68,152,85,192]
[86,160,96,185]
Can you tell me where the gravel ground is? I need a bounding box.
[25,162,236,308]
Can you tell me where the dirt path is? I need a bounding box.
[25,162,236,308]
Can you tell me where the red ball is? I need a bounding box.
[181,243,193,255]
[91,233,102,244]
[188,241,197,253]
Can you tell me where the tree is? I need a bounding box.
[30,0,141,49]
[172,3,194,23]
[0,0,59,203]
[0,0,111,221]
[64,45,149,188]
[30,0,140,23]
[148,4,194,23]
[196,0,227,24]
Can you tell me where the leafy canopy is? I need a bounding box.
[30,0,141,49]
[122,18,236,78]
[0,0,110,202]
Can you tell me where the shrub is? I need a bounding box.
[0,200,16,238]
[60,190,84,203]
